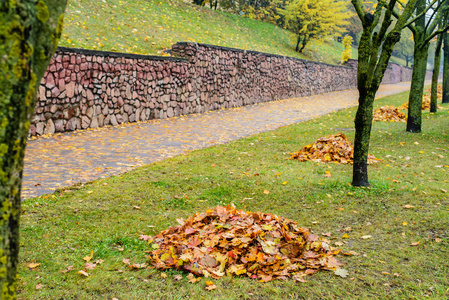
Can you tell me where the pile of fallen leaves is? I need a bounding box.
[142,204,345,282]
[399,86,443,110]
[373,105,406,122]
[289,133,379,164]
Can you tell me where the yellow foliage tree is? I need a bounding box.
[280,0,350,52]
[341,35,353,63]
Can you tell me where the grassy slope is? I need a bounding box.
[59,0,355,65]
[18,90,449,299]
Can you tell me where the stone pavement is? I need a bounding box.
[22,82,414,199]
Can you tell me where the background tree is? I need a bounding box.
[351,0,417,186]
[343,5,364,45]
[0,0,67,298]
[393,28,415,67]
[399,0,449,132]
[430,27,444,112]
[443,16,449,103]
[240,0,288,28]
[341,35,354,63]
[281,0,350,52]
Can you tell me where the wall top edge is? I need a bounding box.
[174,42,354,69]
[55,46,189,63]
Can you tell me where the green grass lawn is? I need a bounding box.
[19,90,448,299]
[59,0,355,65]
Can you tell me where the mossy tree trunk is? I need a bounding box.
[443,27,449,103]
[405,0,449,132]
[406,0,429,132]
[430,33,443,113]
[351,0,416,186]
[0,1,67,298]
[407,41,430,132]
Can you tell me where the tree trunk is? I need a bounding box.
[352,91,376,186]
[430,33,443,113]
[406,43,429,133]
[298,36,308,53]
[443,31,449,103]
[295,35,301,52]
[0,1,67,298]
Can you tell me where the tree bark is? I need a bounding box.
[443,31,449,103]
[295,35,301,52]
[298,35,308,53]
[352,91,375,186]
[0,1,67,298]
[430,33,443,113]
[407,43,429,132]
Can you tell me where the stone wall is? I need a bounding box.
[30,42,423,136]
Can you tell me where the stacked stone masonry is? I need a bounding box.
[30,42,431,136]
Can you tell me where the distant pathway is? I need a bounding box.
[22,82,413,198]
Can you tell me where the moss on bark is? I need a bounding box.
[430,33,443,113]
[443,31,449,103]
[0,1,67,298]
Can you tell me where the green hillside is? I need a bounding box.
[59,0,355,65]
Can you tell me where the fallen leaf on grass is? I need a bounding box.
[133,206,141,210]
[83,251,93,262]
[78,270,89,277]
[130,263,147,269]
[61,266,73,273]
[161,272,167,278]
[85,263,96,270]
[411,241,421,246]
[205,280,217,290]
[122,258,130,265]
[402,205,415,209]
[263,190,270,194]
[335,241,344,246]
[187,273,201,283]
[342,234,349,239]
[343,251,359,256]
[435,238,442,243]
[36,284,44,290]
[258,275,273,282]
[361,235,372,239]
[174,274,183,281]
[292,274,307,283]
[334,268,349,278]
[26,263,40,269]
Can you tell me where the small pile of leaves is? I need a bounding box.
[143,204,343,282]
[373,105,406,122]
[289,133,379,164]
